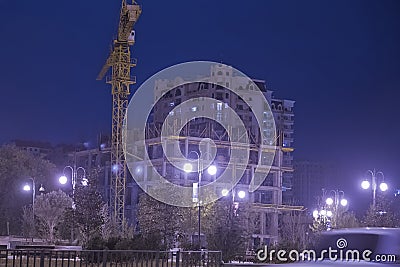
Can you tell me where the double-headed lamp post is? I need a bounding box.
[361,170,388,208]
[59,165,87,196]
[325,190,348,228]
[221,188,246,216]
[23,178,45,215]
[59,165,87,242]
[313,189,348,230]
[183,151,217,250]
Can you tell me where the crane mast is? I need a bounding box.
[97,0,141,225]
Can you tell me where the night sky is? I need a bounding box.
[1,1,399,202]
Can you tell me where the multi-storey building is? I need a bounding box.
[127,64,300,246]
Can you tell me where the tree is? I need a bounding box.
[362,195,399,227]
[100,204,120,240]
[0,145,57,235]
[137,192,186,250]
[279,210,310,251]
[21,206,35,240]
[203,199,255,262]
[34,190,73,242]
[336,211,359,228]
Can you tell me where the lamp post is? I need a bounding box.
[312,189,348,230]
[59,165,87,196]
[23,178,45,240]
[59,165,87,243]
[183,151,216,250]
[23,178,45,216]
[221,188,246,216]
[361,170,388,208]
[324,190,348,228]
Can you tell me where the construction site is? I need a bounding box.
[93,0,301,248]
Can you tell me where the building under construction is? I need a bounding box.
[127,64,301,246]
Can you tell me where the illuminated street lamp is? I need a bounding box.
[237,190,246,199]
[361,170,388,208]
[221,188,229,197]
[326,197,334,206]
[207,165,217,176]
[184,151,217,250]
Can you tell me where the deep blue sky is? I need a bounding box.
[0,1,399,197]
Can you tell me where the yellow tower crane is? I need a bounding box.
[97,0,141,225]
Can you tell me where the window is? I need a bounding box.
[217,102,222,111]
[217,71,223,75]
[216,92,223,100]
[226,72,230,76]
[226,93,229,98]
[226,82,229,87]
[191,107,197,112]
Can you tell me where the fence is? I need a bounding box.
[0,249,223,267]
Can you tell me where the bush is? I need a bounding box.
[86,235,106,250]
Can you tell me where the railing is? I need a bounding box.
[0,249,223,267]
